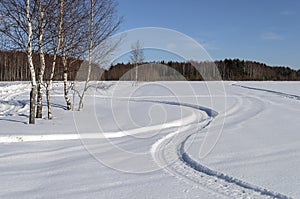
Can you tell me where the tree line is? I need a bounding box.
[0,50,104,81]
[106,59,300,81]
[1,52,299,81]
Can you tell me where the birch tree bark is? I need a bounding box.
[0,0,39,123]
[26,0,37,124]
[36,0,46,118]
[78,0,94,111]
[61,35,72,110]
[130,40,144,86]
[76,0,121,110]
[46,0,64,119]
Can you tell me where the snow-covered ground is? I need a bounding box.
[0,81,299,198]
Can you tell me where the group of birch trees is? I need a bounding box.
[0,0,121,124]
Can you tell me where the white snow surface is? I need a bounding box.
[0,81,299,198]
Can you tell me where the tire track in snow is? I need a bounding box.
[150,100,292,199]
[180,135,291,199]
[232,84,300,101]
[0,83,31,117]
[0,103,199,143]
[0,86,293,198]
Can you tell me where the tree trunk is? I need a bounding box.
[78,95,84,110]
[46,86,52,119]
[46,0,64,119]
[78,0,94,111]
[61,36,72,110]
[135,63,138,85]
[36,83,43,118]
[30,85,37,124]
[63,57,72,110]
[36,2,46,118]
[26,0,37,124]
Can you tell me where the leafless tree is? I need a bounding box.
[46,0,91,117]
[0,0,38,124]
[60,0,90,111]
[26,0,37,124]
[0,0,121,121]
[36,0,55,118]
[46,0,64,119]
[77,0,95,111]
[76,0,122,110]
[130,40,144,86]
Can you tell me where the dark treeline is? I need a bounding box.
[0,51,104,81]
[1,51,299,81]
[106,60,300,81]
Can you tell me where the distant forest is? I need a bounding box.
[1,50,299,81]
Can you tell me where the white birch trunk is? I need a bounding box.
[26,0,37,124]
[62,37,72,110]
[46,0,64,119]
[130,40,143,86]
[36,2,45,118]
[78,0,94,111]
[135,63,138,85]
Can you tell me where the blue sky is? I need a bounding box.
[116,0,300,69]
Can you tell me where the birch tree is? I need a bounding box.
[77,0,94,110]
[130,40,144,86]
[35,0,57,118]
[76,0,121,110]
[0,0,38,124]
[47,0,88,117]
[61,36,72,110]
[36,0,46,118]
[46,0,64,119]
[60,0,90,111]
[26,0,37,124]
[0,0,121,120]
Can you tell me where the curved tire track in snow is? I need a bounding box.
[180,136,291,199]
[0,100,201,143]
[150,100,291,199]
[0,84,293,198]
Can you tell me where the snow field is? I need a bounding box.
[0,81,299,198]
